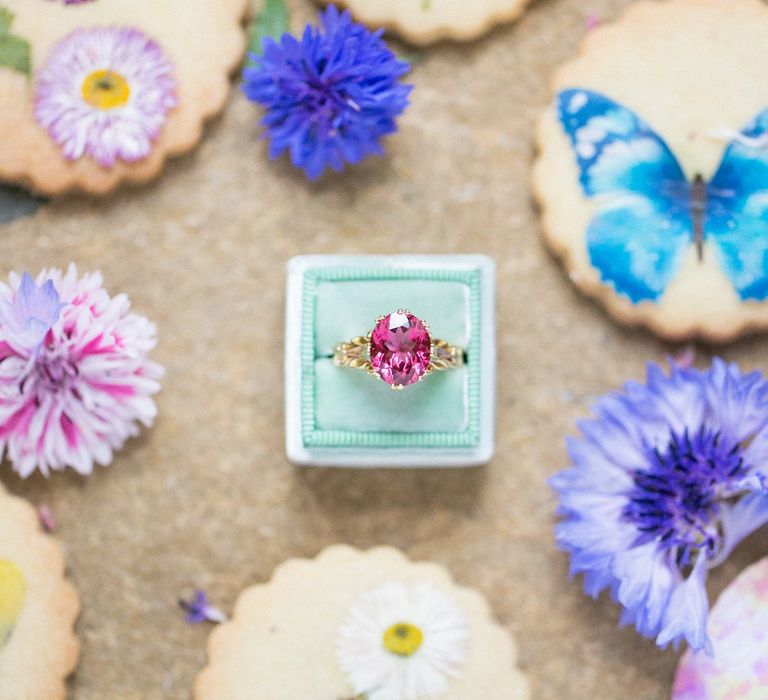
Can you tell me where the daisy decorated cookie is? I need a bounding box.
[533,0,768,342]
[0,0,247,195]
[0,484,80,699]
[194,546,530,700]
[316,0,530,45]
[673,557,768,700]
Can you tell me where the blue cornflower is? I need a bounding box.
[550,359,768,653]
[242,5,412,180]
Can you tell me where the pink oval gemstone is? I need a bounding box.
[370,311,432,387]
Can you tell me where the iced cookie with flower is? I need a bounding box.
[194,545,529,700]
[0,0,248,194]
[242,5,412,181]
[550,359,768,653]
[0,483,79,700]
[0,265,162,477]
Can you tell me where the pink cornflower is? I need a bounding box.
[34,26,177,168]
[0,266,162,477]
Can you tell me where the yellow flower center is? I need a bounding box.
[382,622,423,657]
[0,559,26,645]
[81,69,131,110]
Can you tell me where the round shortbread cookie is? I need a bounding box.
[533,0,768,342]
[0,484,79,700]
[316,0,530,45]
[0,0,248,195]
[673,557,768,699]
[194,545,529,700]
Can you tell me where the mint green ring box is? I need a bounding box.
[285,255,495,467]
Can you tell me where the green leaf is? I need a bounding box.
[0,34,30,77]
[0,7,13,35]
[0,6,31,77]
[247,0,289,63]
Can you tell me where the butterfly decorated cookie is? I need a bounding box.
[194,545,530,700]
[0,484,80,700]
[316,0,530,45]
[673,556,768,699]
[533,0,768,342]
[0,0,247,195]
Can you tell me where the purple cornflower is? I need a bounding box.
[179,590,227,625]
[550,359,768,653]
[242,5,412,180]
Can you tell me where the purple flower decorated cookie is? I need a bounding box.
[35,27,177,168]
[550,359,768,652]
[673,557,768,699]
[0,0,248,194]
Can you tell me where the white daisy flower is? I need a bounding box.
[336,581,469,700]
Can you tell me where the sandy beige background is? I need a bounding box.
[1,0,764,698]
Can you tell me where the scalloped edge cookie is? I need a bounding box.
[0,484,80,700]
[0,0,248,195]
[532,0,768,343]
[316,0,530,46]
[194,545,530,699]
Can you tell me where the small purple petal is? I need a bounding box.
[0,273,66,352]
[671,346,696,369]
[37,504,57,533]
[179,590,227,625]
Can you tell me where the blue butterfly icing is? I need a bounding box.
[557,89,768,303]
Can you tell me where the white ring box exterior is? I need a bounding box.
[285,254,496,467]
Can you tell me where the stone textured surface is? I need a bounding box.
[0,0,765,698]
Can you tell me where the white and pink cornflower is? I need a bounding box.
[34,26,177,168]
[0,266,163,478]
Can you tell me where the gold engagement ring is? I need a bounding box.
[333,309,464,390]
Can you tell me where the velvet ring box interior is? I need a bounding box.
[285,255,496,467]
